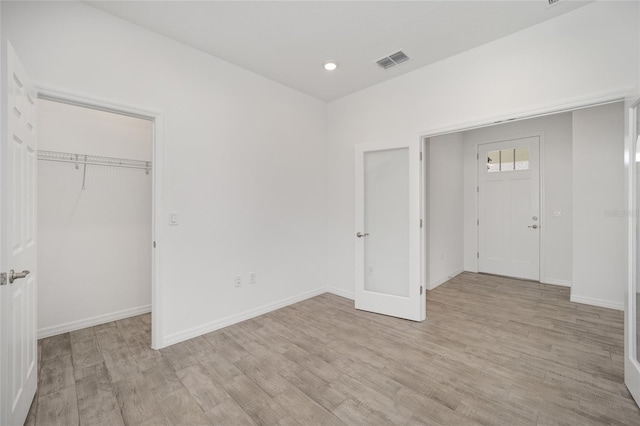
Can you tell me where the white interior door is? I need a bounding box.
[625,101,640,407]
[478,137,540,280]
[354,140,424,321]
[0,42,38,426]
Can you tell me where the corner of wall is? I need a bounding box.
[428,268,464,291]
[162,286,328,348]
[569,294,624,311]
[325,286,355,300]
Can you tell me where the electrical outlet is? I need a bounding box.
[234,275,241,287]
[249,272,257,284]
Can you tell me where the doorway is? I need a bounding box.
[36,89,164,349]
[36,98,153,340]
[421,101,624,292]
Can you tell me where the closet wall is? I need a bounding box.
[37,99,152,338]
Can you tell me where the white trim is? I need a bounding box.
[418,89,629,139]
[624,97,640,404]
[326,286,355,300]
[539,133,546,282]
[36,85,160,121]
[34,84,165,349]
[37,305,151,339]
[428,268,464,290]
[541,278,572,287]
[570,295,623,311]
[463,265,479,273]
[421,137,429,314]
[150,114,164,349]
[163,288,327,347]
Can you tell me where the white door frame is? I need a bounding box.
[418,92,627,290]
[624,96,640,405]
[34,86,165,350]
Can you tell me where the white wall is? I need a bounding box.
[326,1,638,296]
[37,99,152,337]
[572,102,626,310]
[462,112,573,286]
[2,1,328,347]
[426,134,464,289]
[38,99,152,160]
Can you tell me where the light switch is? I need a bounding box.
[169,212,179,226]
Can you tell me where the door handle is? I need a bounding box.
[528,224,538,229]
[356,232,369,238]
[9,269,30,284]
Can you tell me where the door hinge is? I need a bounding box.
[420,219,423,228]
[477,219,479,226]
[153,241,156,248]
[477,153,479,160]
[0,272,6,286]
[477,252,480,259]
[420,152,423,161]
[420,285,423,295]
[477,186,479,193]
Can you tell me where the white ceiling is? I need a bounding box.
[87,1,591,102]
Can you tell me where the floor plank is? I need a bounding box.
[33,272,640,425]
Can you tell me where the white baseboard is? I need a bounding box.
[162,288,327,348]
[325,286,355,300]
[541,278,572,287]
[570,295,623,311]
[428,268,464,290]
[38,304,151,339]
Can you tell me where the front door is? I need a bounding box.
[478,137,540,280]
[354,140,424,321]
[0,42,38,426]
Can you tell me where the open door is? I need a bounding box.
[354,140,424,321]
[0,42,38,426]
[626,99,640,407]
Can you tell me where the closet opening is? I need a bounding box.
[36,93,160,349]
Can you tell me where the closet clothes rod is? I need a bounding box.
[37,150,152,172]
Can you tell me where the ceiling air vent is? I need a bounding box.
[376,50,410,70]
[389,51,409,65]
[548,0,561,5]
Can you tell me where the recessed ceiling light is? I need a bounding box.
[324,62,338,71]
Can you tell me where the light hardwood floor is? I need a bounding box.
[27,272,640,425]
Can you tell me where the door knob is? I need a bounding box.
[356,232,369,238]
[528,224,538,229]
[9,269,30,284]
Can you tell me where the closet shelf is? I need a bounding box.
[37,150,152,172]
